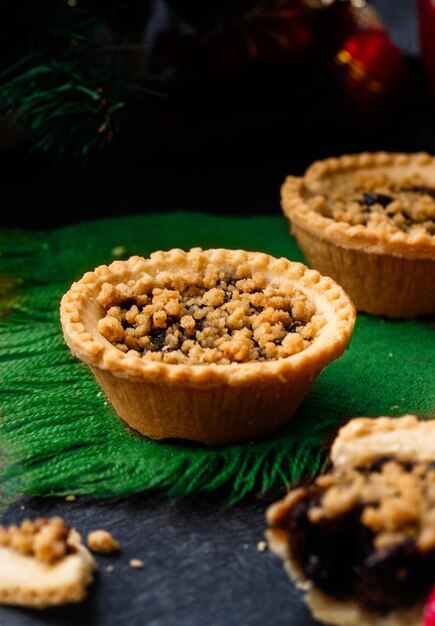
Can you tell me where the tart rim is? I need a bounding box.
[281,152,435,260]
[60,248,355,387]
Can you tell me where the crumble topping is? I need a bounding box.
[87,530,120,554]
[0,517,74,564]
[331,415,435,468]
[268,457,435,613]
[306,460,435,552]
[306,171,435,236]
[96,264,324,365]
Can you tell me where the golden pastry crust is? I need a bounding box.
[60,248,355,444]
[281,152,435,260]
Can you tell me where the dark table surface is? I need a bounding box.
[0,495,312,626]
[1,1,434,625]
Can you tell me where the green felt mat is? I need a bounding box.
[1,212,434,503]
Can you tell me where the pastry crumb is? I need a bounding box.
[106,564,114,573]
[129,558,144,569]
[257,540,267,552]
[65,495,76,502]
[87,529,120,554]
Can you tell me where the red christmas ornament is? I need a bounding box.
[334,29,407,107]
[423,586,435,626]
[419,0,435,98]
[204,0,313,76]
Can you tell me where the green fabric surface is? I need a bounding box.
[1,212,434,503]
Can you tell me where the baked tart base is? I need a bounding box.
[90,366,317,445]
[266,415,435,626]
[60,248,355,445]
[281,153,435,318]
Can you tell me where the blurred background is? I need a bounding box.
[1,0,433,229]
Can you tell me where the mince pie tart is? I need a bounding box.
[266,415,435,626]
[281,152,435,317]
[60,248,355,445]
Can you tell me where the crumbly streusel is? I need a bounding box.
[96,264,324,365]
[306,171,435,236]
[0,517,73,564]
[307,460,435,552]
[87,529,120,554]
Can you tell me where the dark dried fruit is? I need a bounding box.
[360,193,393,208]
[401,186,435,199]
[285,468,435,612]
[150,328,167,351]
[287,320,302,333]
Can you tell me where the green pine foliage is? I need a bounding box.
[0,0,157,160]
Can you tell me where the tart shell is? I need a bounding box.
[60,248,355,445]
[281,152,435,318]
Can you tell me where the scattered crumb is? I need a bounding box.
[65,495,76,502]
[87,529,120,554]
[129,558,144,569]
[96,391,102,397]
[106,564,114,573]
[20,505,25,510]
[111,246,126,258]
[388,353,393,357]
[243,544,249,550]
[390,405,400,410]
[257,540,267,552]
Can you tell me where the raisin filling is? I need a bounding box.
[287,491,372,601]
[281,459,435,613]
[360,192,393,209]
[401,185,435,199]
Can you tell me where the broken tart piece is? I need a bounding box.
[281,152,435,317]
[60,248,355,445]
[0,517,96,608]
[266,415,435,626]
